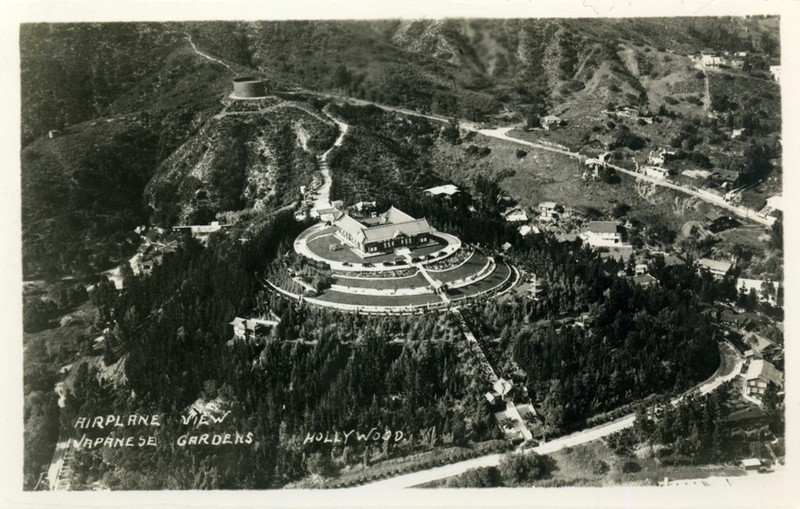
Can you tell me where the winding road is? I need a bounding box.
[182,31,772,229]
[177,37,764,490]
[478,127,774,227]
[358,341,742,490]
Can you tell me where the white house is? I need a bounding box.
[542,114,562,130]
[581,221,623,247]
[745,359,783,402]
[701,50,722,67]
[424,184,460,197]
[697,258,733,277]
[503,207,529,222]
[766,195,782,212]
[538,201,560,221]
[518,224,539,237]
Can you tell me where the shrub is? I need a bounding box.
[620,458,641,473]
[498,452,550,486]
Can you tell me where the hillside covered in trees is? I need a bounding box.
[20,18,782,490]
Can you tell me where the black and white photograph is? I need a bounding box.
[5,0,799,507]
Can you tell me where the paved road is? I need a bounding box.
[479,127,774,227]
[359,342,741,490]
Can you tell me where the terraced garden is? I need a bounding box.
[269,222,519,314]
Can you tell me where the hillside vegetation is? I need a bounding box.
[20,17,779,279]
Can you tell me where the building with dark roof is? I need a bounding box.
[333,206,435,256]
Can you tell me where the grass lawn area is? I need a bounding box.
[716,225,770,252]
[449,262,511,300]
[429,252,489,283]
[315,289,443,307]
[334,272,429,290]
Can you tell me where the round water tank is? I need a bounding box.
[232,77,266,98]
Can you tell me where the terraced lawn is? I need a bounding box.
[333,272,429,290]
[449,262,512,301]
[430,252,490,283]
[314,290,443,307]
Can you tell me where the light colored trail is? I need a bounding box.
[184,32,233,71]
[310,109,349,215]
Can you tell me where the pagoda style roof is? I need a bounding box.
[333,206,433,244]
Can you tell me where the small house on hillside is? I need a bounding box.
[229,317,279,342]
[697,258,732,278]
[538,201,560,221]
[542,115,563,130]
[701,50,722,67]
[485,378,514,405]
[424,184,460,198]
[745,359,783,402]
[766,195,782,212]
[647,149,675,166]
[581,221,623,247]
[715,169,741,188]
[720,310,753,329]
[743,332,779,359]
[632,274,659,287]
[172,221,232,243]
[742,458,762,470]
[503,207,529,223]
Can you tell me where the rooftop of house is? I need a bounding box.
[698,258,733,274]
[334,206,433,244]
[424,184,460,196]
[744,332,778,354]
[318,207,344,221]
[503,208,529,221]
[632,274,658,286]
[745,359,783,387]
[586,221,621,234]
[492,378,513,397]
